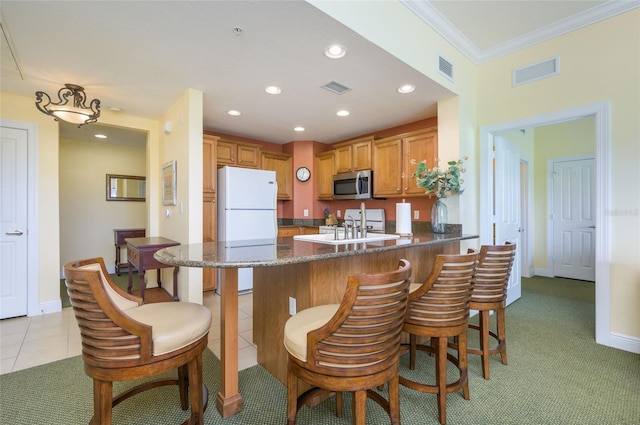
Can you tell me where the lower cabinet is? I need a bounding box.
[278,227,319,237]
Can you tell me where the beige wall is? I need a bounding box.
[313,2,639,349]
[2,92,164,312]
[156,89,204,303]
[476,11,639,341]
[59,138,146,272]
[1,93,61,309]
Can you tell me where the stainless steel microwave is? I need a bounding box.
[332,170,373,200]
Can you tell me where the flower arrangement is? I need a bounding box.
[411,157,467,199]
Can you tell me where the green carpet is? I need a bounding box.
[6,277,639,424]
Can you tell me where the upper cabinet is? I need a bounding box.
[203,135,220,196]
[315,150,335,200]
[333,136,375,174]
[261,151,292,200]
[217,139,261,168]
[372,128,437,198]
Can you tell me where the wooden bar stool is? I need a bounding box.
[64,257,211,424]
[284,260,412,425]
[400,252,478,425]
[465,243,516,379]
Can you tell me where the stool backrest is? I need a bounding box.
[405,252,478,329]
[471,243,516,304]
[64,257,152,367]
[306,259,412,377]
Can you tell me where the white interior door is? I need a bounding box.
[1,126,29,319]
[494,136,522,305]
[552,157,596,281]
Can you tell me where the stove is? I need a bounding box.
[319,208,386,235]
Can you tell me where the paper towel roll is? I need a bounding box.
[396,202,412,236]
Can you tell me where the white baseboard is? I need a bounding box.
[533,268,553,277]
[34,300,62,316]
[608,332,640,354]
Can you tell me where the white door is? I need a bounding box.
[494,136,522,305]
[1,126,29,319]
[552,157,596,281]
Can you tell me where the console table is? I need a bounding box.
[113,228,145,275]
[127,237,180,302]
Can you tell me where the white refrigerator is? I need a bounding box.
[217,166,278,293]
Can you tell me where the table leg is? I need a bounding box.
[215,268,243,417]
[138,270,146,302]
[115,246,121,276]
[172,267,180,301]
[127,262,133,293]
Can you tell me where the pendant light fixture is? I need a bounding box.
[35,83,101,127]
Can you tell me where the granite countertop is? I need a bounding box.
[154,232,479,269]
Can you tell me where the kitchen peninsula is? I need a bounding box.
[155,231,478,418]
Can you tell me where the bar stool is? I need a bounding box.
[284,260,412,425]
[400,252,478,425]
[465,243,516,379]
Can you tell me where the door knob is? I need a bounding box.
[6,230,24,236]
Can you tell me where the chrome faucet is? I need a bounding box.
[344,216,356,239]
[360,202,367,238]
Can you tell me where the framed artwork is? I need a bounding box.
[162,160,177,205]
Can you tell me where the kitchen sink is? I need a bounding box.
[293,233,400,245]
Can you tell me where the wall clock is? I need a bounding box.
[296,166,311,182]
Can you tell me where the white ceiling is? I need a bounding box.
[1,1,634,147]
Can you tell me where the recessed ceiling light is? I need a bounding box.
[324,44,346,59]
[397,84,415,94]
[265,86,282,95]
[94,134,107,139]
[294,126,305,132]
[336,110,350,117]
[227,110,241,116]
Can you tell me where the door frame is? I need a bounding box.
[479,101,611,348]
[548,154,596,280]
[520,158,532,278]
[1,119,40,316]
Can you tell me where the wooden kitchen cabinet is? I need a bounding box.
[217,139,261,168]
[203,135,219,196]
[372,128,437,198]
[278,226,319,237]
[278,227,299,237]
[315,150,335,200]
[261,151,292,200]
[203,135,219,292]
[334,136,375,173]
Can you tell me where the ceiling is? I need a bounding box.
[1,1,633,146]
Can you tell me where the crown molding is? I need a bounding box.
[402,0,640,65]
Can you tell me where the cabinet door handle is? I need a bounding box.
[6,230,24,236]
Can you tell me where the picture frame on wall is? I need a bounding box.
[162,160,177,206]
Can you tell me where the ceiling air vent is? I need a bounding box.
[438,55,453,81]
[513,57,559,87]
[322,81,351,95]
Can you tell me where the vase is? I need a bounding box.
[430,199,448,233]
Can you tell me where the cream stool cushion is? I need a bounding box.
[127,302,212,356]
[284,304,339,362]
[409,282,422,293]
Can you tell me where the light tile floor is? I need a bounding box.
[0,292,257,375]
